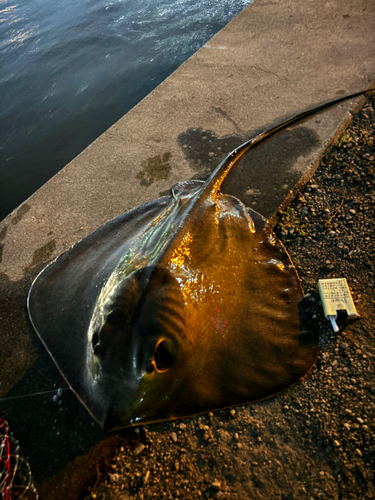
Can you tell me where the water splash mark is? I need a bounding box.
[136,152,172,187]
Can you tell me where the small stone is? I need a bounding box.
[356,417,364,424]
[171,432,178,442]
[211,481,221,492]
[319,471,325,476]
[234,433,239,441]
[142,471,150,485]
[343,423,351,431]
[174,461,180,471]
[340,343,349,350]
[229,409,236,417]
[110,473,119,482]
[333,440,341,448]
[344,408,352,414]
[134,443,145,455]
[355,448,363,457]
[179,423,187,430]
[237,442,243,449]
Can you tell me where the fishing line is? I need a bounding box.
[0,388,70,402]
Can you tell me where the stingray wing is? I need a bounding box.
[27,196,179,424]
[153,193,318,417]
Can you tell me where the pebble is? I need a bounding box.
[142,471,150,485]
[333,440,341,448]
[355,448,363,457]
[134,443,146,456]
[179,423,187,430]
[171,432,178,442]
[211,481,221,491]
[229,409,236,417]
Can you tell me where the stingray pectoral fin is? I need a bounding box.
[165,194,318,413]
[27,197,174,421]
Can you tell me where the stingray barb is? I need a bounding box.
[28,89,373,431]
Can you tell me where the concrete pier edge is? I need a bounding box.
[0,0,374,497]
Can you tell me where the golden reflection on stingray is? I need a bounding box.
[170,232,193,269]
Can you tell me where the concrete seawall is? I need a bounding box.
[0,0,374,497]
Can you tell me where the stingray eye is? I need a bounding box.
[153,339,176,372]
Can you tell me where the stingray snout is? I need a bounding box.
[98,338,181,432]
[98,379,141,432]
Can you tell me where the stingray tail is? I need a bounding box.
[205,86,374,198]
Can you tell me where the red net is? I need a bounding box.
[0,417,38,500]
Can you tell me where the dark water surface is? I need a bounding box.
[0,0,252,221]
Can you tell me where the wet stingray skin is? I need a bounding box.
[29,92,369,431]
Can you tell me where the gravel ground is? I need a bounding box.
[84,93,375,500]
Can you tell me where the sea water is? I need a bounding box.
[0,0,252,220]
